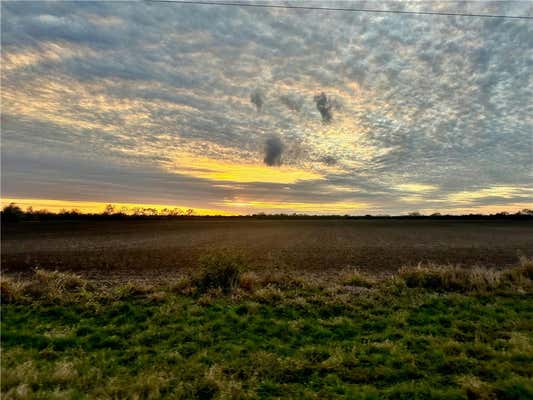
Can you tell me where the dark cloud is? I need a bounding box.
[313,92,334,123]
[250,89,264,112]
[321,155,337,166]
[263,135,283,166]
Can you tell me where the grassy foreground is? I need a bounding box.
[2,261,533,399]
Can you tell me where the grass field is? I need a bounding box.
[2,219,533,399]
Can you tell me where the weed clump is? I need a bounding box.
[1,269,90,303]
[399,261,532,292]
[194,252,246,294]
[343,269,376,288]
[0,276,26,304]
[508,255,533,281]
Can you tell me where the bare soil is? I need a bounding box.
[2,218,532,282]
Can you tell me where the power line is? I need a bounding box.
[147,0,533,20]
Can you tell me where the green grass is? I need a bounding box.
[2,266,533,399]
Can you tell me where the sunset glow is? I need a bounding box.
[2,1,531,214]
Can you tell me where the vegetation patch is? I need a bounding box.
[1,262,532,399]
[399,258,533,292]
[193,252,246,294]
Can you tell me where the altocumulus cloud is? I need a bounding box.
[1,1,532,214]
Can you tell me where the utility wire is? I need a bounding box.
[147,0,533,20]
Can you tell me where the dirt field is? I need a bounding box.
[2,218,532,282]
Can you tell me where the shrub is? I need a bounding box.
[258,271,308,289]
[238,271,258,292]
[112,281,156,300]
[0,276,26,304]
[169,277,196,295]
[399,264,501,292]
[399,262,532,293]
[194,252,246,294]
[343,269,376,288]
[516,255,533,280]
[23,269,88,300]
[1,269,91,303]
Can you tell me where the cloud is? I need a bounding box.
[1,1,532,214]
[320,155,337,166]
[250,89,264,112]
[263,135,283,166]
[313,92,341,123]
[395,184,438,193]
[279,93,303,112]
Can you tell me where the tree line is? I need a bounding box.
[1,203,196,222]
[1,202,532,222]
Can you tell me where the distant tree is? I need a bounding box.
[519,209,533,216]
[118,206,129,215]
[186,208,194,216]
[408,211,422,217]
[143,208,157,216]
[2,203,24,222]
[103,204,116,215]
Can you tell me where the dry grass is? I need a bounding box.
[1,269,89,303]
[342,269,376,288]
[399,258,533,292]
[2,257,532,304]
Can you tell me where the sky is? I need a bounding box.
[1,0,532,215]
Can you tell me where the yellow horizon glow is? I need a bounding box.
[214,199,369,213]
[0,198,235,216]
[2,197,530,216]
[419,203,532,215]
[1,197,367,215]
[164,155,323,184]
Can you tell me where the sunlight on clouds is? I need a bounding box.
[216,199,368,214]
[447,186,533,203]
[164,154,323,184]
[395,184,439,193]
[327,185,362,193]
[2,77,189,133]
[2,42,92,72]
[85,15,124,27]
[2,50,42,72]
[2,79,119,132]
